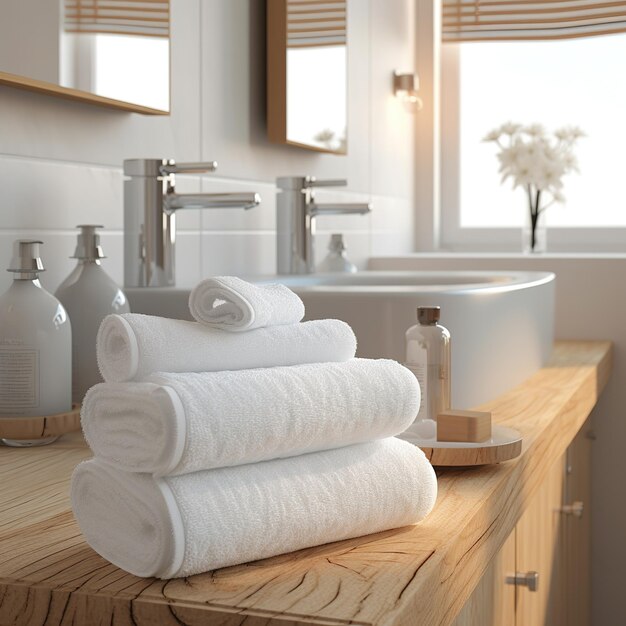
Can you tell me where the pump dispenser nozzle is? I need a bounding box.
[7,240,45,277]
[73,225,106,260]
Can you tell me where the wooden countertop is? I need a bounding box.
[0,341,612,626]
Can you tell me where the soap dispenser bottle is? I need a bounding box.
[402,306,451,442]
[55,225,130,403]
[317,234,358,273]
[0,240,72,446]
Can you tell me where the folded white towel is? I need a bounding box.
[82,358,420,475]
[71,437,437,578]
[188,276,305,332]
[96,313,356,383]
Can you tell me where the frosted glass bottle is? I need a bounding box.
[55,225,130,403]
[0,240,72,446]
[317,234,358,273]
[402,306,451,443]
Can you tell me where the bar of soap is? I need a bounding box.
[437,409,492,443]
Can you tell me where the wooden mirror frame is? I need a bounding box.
[267,0,347,154]
[0,0,170,115]
[0,70,168,115]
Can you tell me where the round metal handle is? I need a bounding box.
[560,501,584,518]
[506,571,539,592]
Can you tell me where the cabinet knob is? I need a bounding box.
[560,501,584,518]
[506,571,539,592]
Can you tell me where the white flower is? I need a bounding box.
[535,165,565,191]
[523,124,546,137]
[501,122,522,135]
[555,125,585,142]
[483,128,502,142]
[560,152,579,172]
[484,121,583,211]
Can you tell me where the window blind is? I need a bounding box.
[64,0,170,38]
[287,0,347,48]
[442,0,626,42]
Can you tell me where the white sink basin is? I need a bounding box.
[126,270,555,409]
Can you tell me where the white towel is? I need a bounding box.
[71,437,437,578]
[81,358,420,475]
[96,313,356,383]
[188,276,305,331]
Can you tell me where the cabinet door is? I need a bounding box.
[563,425,592,626]
[515,454,566,626]
[453,530,516,626]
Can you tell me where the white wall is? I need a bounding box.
[370,253,626,625]
[0,0,60,83]
[0,0,416,293]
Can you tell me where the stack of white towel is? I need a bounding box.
[71,276,437,579]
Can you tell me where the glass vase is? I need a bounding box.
[522,208,547,254]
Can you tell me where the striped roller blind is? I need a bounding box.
[287,0,347,48]
[442,0,626,42]
[64,0,170,38]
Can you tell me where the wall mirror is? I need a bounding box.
[267,0,347,154]
[0,0,170,115]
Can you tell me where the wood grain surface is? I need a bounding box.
[0,341,612,626]
[421,436,522,466]
[0,405,81,440]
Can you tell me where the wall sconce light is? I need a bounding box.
[393,72,423,110]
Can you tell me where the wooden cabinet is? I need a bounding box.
[454,424,591,626]
[454,531,516,626]
[562,424,592,626]
[515,452,566,626]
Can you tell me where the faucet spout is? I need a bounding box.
[164,192,261,213]
[276,174,373,275]
[309,203,371,217]
[123,158,261,287]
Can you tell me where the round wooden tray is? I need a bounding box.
[0,404,81,440]
[415,425,523,467]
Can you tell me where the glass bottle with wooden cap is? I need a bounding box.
[402,306,451,442]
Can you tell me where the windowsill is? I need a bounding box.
[372,252,626,260]
[368,253,626,272]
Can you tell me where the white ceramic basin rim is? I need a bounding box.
[257,270,553,294]
[126,270,555,409]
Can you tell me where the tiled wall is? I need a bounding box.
[0,0,416,294]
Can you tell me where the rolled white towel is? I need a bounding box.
[71,437,437,578]
[188,276,305,331]
[96,313,356,383]
[81,358,420,475]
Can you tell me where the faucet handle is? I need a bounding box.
[276,176,348,191]
[123,159,219,177]
[160,161,218,175]
[308,178,347,188]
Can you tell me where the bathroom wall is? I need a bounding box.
[0,0,416,293]
[370,253,626,625]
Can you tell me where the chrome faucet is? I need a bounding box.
[276,176,371,274]
[124,159,260,287]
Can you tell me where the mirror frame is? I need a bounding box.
[267,0,347,154]
[0,70,168,115]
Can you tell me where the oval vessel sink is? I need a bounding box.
[127,270,555,409]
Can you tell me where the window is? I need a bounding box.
[439,28,626,250]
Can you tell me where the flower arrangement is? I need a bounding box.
[483,123,584,252]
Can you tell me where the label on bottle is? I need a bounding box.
[406,346,428,421]
[0,349,39,412]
